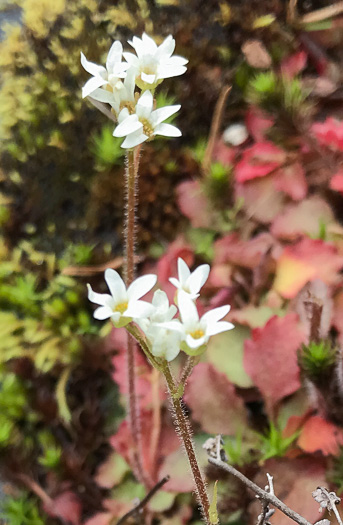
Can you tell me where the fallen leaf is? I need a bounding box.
[214,232,275,270]
[184,362,248,434]
[230,305,285,329]
[245,107,274,142]
[298,416,343,456]
[236,175,285,223]
[244,314,306,411]
[274,238,343,298]
[330,170,343,193]
[95,451,129,489]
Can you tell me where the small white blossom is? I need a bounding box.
[169,258,210,301]
[162,291,234,354]
[123,33,188,89]
[81,41,128,100]
[110,69,136,116]
[113,90,181,149]
[222,123,249,146]
[87,269,156,327]
[138,290,180,362]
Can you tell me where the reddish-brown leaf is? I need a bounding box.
[43,491,81,525]
[245,107,274,142]
[312,117,343,151]
[298,415,343,456]
[330,170,343,193]
[273,163,308,201]
[281,50,307,78]
[184,362,248,434]
[250,458,326,525]
[214,232,275,270]
[235,142,286,183]
[176,180,212,228]
[274,238,343,299]
[235,175,285,223]
[244,314,306,410]
[271,197,334,241]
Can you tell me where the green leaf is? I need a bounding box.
[209,481,219,525]
[55,366,72,424]
[253,14,276,28]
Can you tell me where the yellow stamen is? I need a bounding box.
[189,329,205,340]
[114,301,128,314]
[140,118,154,139]
[119,101,135,114]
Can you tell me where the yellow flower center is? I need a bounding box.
[119,100,135,114]
[189,329,205,340]
[140,118,154,139]
[141,65,156,76]
[114,302,128,314]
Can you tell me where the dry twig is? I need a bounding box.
[300,1,343,24]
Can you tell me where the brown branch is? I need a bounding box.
[208,457,312,525]
[300,1,343,24]
[202,86,231,177]
[115,475,170,525]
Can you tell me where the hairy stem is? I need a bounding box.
[125,149,149,487]
[162,363,211,524]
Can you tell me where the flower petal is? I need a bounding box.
[136,90,154,119]
[154,123,181,137]
[142,32,158,54]
[104,269,127,302]
[82,76,107,98]
[94,305,113,320]
[127,274,157,301]
[81,52,107,77]
[186,264,210,295]
[106,40,123,71]
[186,333,206,349]
[121,131,147,149]
[158,320,185,334]
[141,72,157,84]
[126,300,155,319]
[113,114,142,137]
[177,258,191,285]
[165,55,189,67]
[87,284,113,306]
[169,277,181,289]
[202,305,231,325]
[206,321,234,337]
[157,63,187,80]
[89,88,115,104]
[178,290,199,326]
[123,52,139,66]
[151,105,181,126]
[156,35,175,59]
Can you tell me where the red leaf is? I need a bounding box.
[157,237,194,285]
[330,170,343,193]
[235,175,285,223]
[84,513,113,525]
[281,50,307,78]
[213,139,236,166]
[184,362,248,434]
[244,314,306,410]
[250,458,326,525]
[44,491,81,525]
[110,410,179,483]
[214,232,275,270]
[176,180,212,228]
[273,162,308,201]
[298,415,343,455]
[235,142,286,183]
[274,238,343,299]
[312,117,343,151]
[271,197,334,240]
[245,107,274,142]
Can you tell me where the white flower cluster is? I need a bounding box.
[81,33,188,148]
[88,258,234,362]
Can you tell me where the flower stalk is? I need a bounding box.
[162,362,211,524]
[124,148,147,487]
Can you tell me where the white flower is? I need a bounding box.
[110,69,136,116]
[87,269,156,327]
[81,41,129,100]
[169,258,210,301]
[123,33,188,89]
[162,291,234,355]
[222,123,249,146]
[113,90,181,149]
[137,290,180,362]
[147,325,182,362]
